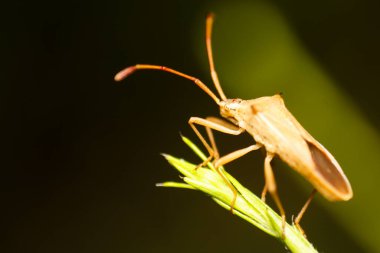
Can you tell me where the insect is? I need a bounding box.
[115,13,353,235]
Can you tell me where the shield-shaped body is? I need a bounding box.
[220,94,352,201]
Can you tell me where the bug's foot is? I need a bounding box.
[294,222,306,238]
[194,155,213,170]
[227,189,238,214]
[260,185,268,202]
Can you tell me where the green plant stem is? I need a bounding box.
[158,136,317,253]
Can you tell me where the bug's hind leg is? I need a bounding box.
[262,152,287,239]
[294,189,317,236]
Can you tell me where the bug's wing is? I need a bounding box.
[304,139,353,201]
[254,101,352,201]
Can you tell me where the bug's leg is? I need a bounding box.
[261,184,268,202]
[204,117,224,162]
[213,143,262,168]
[294,189,317,236]
[209,143,262,210]
[263,152,286,238]
[189,117,244,168]
[193,126,217,169]
[188,117,245,211]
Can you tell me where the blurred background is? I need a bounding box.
[2,0,380,252]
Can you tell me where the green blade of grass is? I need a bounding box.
[158,136,317,253]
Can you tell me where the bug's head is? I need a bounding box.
[218,98,243,124]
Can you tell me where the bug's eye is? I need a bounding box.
[231,98,242,103]
[226,99,242,111]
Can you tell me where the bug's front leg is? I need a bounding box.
[188,116,245,168]
[263,152,286,239]
[188,116,245,210]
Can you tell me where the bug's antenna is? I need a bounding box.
[206,13,227,101]
[114,64,221,104]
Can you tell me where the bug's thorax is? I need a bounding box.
[219,94,284,129]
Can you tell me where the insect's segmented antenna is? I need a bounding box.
[114,64,221,104]
[206,13,227,101]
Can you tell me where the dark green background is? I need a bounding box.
[3,0,380,252]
